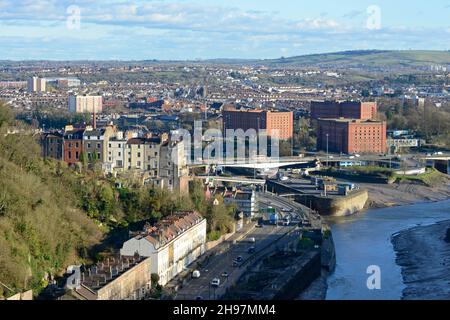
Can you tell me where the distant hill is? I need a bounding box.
[259,50,450,68]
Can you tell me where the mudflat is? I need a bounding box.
[392,220,450,300]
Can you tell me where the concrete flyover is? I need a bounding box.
[198,176,267,185]
[188,154,406,170]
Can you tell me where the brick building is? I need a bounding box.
[222,109,293,140]
[63,126,84,165]
[311,101,377,120]
[317,119,387,154]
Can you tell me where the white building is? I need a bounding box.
[120,211,207,286]
[69,95,103,113]
[105,131,127,173]
[224,189,258,218]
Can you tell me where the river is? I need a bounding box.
[325,199,450,300]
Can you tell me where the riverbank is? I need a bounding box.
[392,220,450,300]
[361,174,450,208]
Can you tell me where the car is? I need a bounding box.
[248,246,256,254]
[192,270,201,278]
[247,237,256,243]
[349,156,355,159]
[255,224,264,228]
[196,296,203,300]
[232,261,240,267]
[355,154,361,158]
[211,278,221,287]
[236,256,243,262]
[221,272,229,278]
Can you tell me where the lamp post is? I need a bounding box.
[326,133,329,168]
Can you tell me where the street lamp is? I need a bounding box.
[326,133,329,167]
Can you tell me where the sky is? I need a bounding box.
[0,0,449,60]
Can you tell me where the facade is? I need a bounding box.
[69,95,103,113]
[311,100,377,120]
[158,140,189,193]
[105,132,128,172]
[125,136,169,172]
[224,189,258,218]
[317,119,387,154]
[27,77,46,93]
[63,127,84,165]
[387,138,420,154]
[222,109,293,140]
[65,256,152,300]
[83,127,115,165]
[120,211,207,286]
[41,132,64,160]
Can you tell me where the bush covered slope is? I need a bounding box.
[0,105,102,298]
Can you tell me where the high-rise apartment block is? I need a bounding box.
[27,77,47,93]
[69,95,103,113]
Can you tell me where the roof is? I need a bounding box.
[83,129,106,137]
[136,211,204,249]
[64,128,85,139]
[127,137,162,145]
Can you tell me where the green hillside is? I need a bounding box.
[262,50,450,68]
[0,105,103,298]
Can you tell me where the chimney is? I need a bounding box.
[93,109,97,129]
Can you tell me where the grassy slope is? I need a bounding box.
[262,50,450,68]
[0,133,103,298]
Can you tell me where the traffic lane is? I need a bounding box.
[176,226,290,299]
[175,229,271,299]
[259,192,309,214]
[195,226,293,299]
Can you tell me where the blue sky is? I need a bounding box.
[0,0,449,60]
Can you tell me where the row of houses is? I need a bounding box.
[41,125,189,193]
[63,211,207,299]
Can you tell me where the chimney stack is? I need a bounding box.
[93,109,97,130]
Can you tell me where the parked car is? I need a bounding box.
[232,261,240,267]
[221,272,229,278]
[211,278,221,287]
[236,256,243,262]
[248,246,256,254]
[192,270,201,278]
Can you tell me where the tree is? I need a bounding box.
[0,102,13,129]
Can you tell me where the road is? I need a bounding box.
[174,193,309,300]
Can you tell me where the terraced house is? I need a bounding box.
[119,211,207,286]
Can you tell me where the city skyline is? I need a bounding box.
[0,0,449,60]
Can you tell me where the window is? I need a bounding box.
[97,143,101,149]
[88,143,91,148]
[138,152,141,157]
[118,152,121,156]
[75,152,79,159]
[68,151,72,159]
[109,143,112,148]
